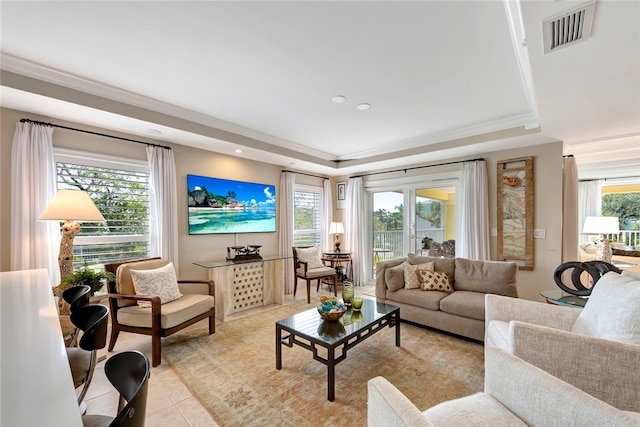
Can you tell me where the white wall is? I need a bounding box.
[2,107,565,301]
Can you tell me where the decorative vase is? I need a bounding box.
[342,280,354,305]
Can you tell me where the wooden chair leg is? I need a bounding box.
[293,279,298,296]
[333,275,338,297]
[209,312,215,334]
[152,335,161,367]
[108,327,120,352]
[306,280,311,304]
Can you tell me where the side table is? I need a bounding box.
[540,289,587,308]
[322,251,352,289]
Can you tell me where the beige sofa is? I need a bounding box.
[367,347,640,427]
[375,254,518,341]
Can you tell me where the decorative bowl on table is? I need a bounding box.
[317,297,346,322]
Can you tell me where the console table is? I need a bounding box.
[194,257,288,321]
[0,268,82,426]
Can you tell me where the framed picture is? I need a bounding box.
[336,181,346,210]
[497,157,534,270]
[337,182,346,200]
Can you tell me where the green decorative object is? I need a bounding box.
[351,297,364,311]
[60,267,115,295]
[342,280,354,305]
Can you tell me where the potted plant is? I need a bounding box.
[60,267,116,296]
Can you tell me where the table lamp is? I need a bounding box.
[582,216,619,263]
[329,222,345,252]
[38,189,105,280]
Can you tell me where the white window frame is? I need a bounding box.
[293,183,324,247]
[54,147,150,257]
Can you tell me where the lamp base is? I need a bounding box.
[595,238,613,264]
[59,220,81,280]
[334,234,341,253]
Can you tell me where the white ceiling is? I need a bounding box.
[1,0,638,177]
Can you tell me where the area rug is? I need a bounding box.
[163,298,484,426]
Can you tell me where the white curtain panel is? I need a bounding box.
[458,160,490,260]
[322,178,332,252]
[10,122,59,284]
[278,171,295,294]
[146,146,179,268]
[578,180,603,244]
[562,156,579,261]
[345,177,364,285]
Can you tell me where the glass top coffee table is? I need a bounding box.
[275,299,400,401]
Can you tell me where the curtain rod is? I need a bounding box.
[20,118,172,150]
[580,175,640,182]
[281,169,328,180]
[350,158,485,179]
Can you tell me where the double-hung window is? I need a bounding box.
[293,184,322,246]
[55,149,150,268]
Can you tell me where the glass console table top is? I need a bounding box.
[540,289,587,308]
[193,255,290,269]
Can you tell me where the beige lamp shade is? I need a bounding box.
[329,222,345,235]
[582,216,619,235]
[38,189,105,222]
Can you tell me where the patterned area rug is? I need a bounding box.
[163,298,484,426]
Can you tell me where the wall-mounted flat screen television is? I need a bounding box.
[187,174,276,234]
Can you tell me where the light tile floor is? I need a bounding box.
[83,282,376,426]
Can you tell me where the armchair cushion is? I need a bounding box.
[130,262,182,307]
[296,266,336,279]
[295,246,324,269]
[117,293,214,329]
[571,272,640,345]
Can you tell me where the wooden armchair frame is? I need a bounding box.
[105,258,215,367]
[292,247,337,303]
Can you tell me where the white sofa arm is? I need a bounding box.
[485,294,580,331]
[485,348,639,427]
[367,377,433,427]
[510,321,640,412]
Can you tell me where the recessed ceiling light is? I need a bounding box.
[235,149,243,154]
[331,95,347,103]
[357,103,371,110]
[146,129,161,135]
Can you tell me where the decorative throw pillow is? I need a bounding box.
[404,262,435,290]
[571,272,640,345]
[130,262,182,307]
[580,242,598,254]
[296,246,325,269]
[418,270,453,292]
[385,261,409,292]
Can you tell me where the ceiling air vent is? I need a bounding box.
[542,1,596,54]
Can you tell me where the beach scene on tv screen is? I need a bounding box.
[187,174,276,234]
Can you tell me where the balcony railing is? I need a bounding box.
[605,230,640,249]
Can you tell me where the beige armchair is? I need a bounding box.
[105,258,215,367]
[485,270,640,413]
[368,347,640,426]
[292,246,337,303]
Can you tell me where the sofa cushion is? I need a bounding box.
[385,261,409,292]
[404,262,435,290]
[439,291,486,321]
[130,262,182,307]
[571,272,640,345]
[385,288,447,311]
[423,392,526,426]
[486,320,510,350]
[454,258,518,297]
[407,253,455,283]
[418,270,453,292]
